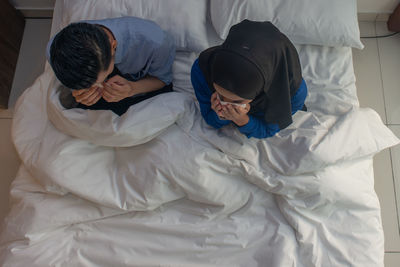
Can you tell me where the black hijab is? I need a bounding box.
[198,20,302,129]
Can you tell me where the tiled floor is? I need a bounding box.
[9,19,53,107]
[353,21,400,264]
[0,19,399,265]
[0,19,52,223]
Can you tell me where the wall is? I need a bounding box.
[8,0,55,10]
[8,0,55,17]
[357,0,399,13]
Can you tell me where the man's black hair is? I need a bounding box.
[50,22,112,89]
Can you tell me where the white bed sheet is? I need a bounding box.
[1,2,399,266]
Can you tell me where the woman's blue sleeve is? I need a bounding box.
[237,116,281,138]
[190,60,230,129]
[238,79,308,139]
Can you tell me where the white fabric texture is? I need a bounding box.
[1,1,399,266]
[1,44,398,267]
[210,0,364,49]
[47,82,191,148]
[55,0,210,52]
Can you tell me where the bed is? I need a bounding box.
[1,0,399,266]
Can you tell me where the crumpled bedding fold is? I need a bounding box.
[1,45,399,266]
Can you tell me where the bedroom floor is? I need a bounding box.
[0,19,400,265]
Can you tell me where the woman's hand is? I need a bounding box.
[103,75,135,102]
[72,86,103,106]
[211,92,226,119]
[220,103,250,126]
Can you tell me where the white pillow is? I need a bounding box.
[57,0,209,52]
[210,0,364,49]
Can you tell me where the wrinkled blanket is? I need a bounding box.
[1,46,399,266]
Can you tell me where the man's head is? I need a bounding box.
[50,22,117,90]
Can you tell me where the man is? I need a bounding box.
[47,16,175,115]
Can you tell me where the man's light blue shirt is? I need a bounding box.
[47,16,175,85]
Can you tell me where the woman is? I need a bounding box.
[191,20,307,139]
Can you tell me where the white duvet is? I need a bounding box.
[0,41,399,266]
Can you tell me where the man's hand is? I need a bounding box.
[220,103,250,126]
[103,75,135,102]
[72,86,103,106]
